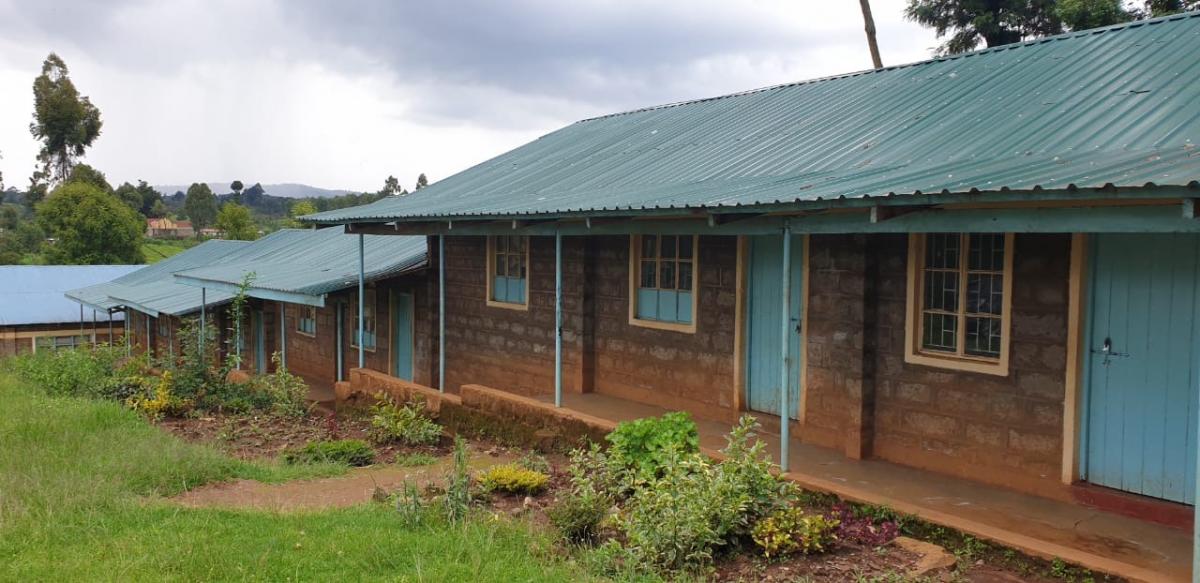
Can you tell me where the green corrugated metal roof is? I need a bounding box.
[304,12,1200,226]
[172,228,426,302]
[66,239,257,316]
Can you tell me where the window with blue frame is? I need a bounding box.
[296,305,317,336]
[488,235,528,307]
[632,234,697,329]
[351,289,377,350]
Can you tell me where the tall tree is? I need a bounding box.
[415,173,429,190]
[380,175,407,197]
[1145,0,1200,15]
[859,0,884,69]
[36,181,143,264]
[183,182,218,231]
[215,203,258,241]
[29,53,103,183]
[230,180,244,205]
[904,0,1132,55]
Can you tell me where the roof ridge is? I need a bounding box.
[576,9,1200,124]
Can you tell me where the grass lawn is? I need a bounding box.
[141,238,199,264]
[0,374,589,581]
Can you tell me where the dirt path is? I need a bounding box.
[174,446,518,511]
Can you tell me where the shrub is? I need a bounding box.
[253,353,310,417]
[368,397,441,445]
[6,344,130,398]
[478,463,549,495]
[751,507,839,558]
[125,371,191,419]
[516,451,551,474]
[548,492,609,544]
[283,439,374,467]
[713,415,799,538]
[606,411,698,480]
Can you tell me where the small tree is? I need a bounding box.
[289,199,317,227]
[225,273,255,371]
[183,183,218,231]
[36,181,144,264]
[215,203,257,240]
[415,173,428,190]
[230,180,244,205]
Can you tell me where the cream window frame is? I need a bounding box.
[904,232,1014,376]
[486,235,530,311]
[628,234,699,334]
[350,288,378,352]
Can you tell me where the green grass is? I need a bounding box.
[141,238,197,264]
[0,374,590,581]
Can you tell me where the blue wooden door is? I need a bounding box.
[1084,233,1200,504]
[393,292,414,381]
[252,310,266,373]
[744,235,804,418]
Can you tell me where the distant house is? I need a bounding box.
[198,227,223,239]
[146,218,195,239]
[0,265,140,356]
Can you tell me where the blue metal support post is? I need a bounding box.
[200,288,206,359]
[438,235,446,393]
[336,302,344,381]
[554,231,563,407]
[779,220,792,472]
[279,303,287,370]
[357,234,365,369]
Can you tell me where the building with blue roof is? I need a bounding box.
[0,265,141,356]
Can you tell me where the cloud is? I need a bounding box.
[0,0,938,192]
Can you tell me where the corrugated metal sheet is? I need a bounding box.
[65,239,255,316]
[172,228,427,298]
[304,12,1200,225]
[0,265,141,326]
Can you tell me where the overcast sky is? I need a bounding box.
[0,1,939,193]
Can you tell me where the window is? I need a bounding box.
[296,305,317,336]
[35,335,90,352]
[351,289,377,350]
[157,317,169,338]
[630,234,698,332]
[905,233,1013,375]
[487,235,528,308]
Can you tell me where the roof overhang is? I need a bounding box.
[172,275,327,307]
[339,188,1200,237]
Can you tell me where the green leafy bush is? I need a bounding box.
[713,415,799,538]
[606,411,698,480]
[548,492,610,544]
[368,397,442,445]
[125,370,192,419]
[751,507,839,558]
[283,439,374,467]
[5,345,132,398]
[251,353,310,417]
[478,463,549,495]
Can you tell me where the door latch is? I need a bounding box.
[1092,337,1130,366]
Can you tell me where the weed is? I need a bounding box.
[368,396,442,445]
[444,436,471,523]
[282,439,374,467]
[394,452,437,467]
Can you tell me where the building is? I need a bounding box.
[299,13,1200,580]
[66,228,429,402]
[0,265,139,356]
[146,217,195,239]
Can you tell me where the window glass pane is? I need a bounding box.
[969,234,1005,271]
[661,235,677,259]
[495,236,507,254]
[679,235,694,260]
[507,255,521,279]
[925,233,959,270]
[678,262,693,290]
[640,260,657,288]
[641,235,657,259]
[495,251,506,277]
[966,273,1003,315]
[659,261,675,290]
[966,316,1002,357]
[921,312,957,352]
[923,270,958,312]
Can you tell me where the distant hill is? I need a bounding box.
[154,183,353,199]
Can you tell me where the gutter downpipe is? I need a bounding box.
[358,234,365,369]
[779,219,792,472]
[555,230,563,408]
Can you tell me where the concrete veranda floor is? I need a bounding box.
[534,391,1192,582]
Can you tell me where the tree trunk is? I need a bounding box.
[859,0,884,69]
